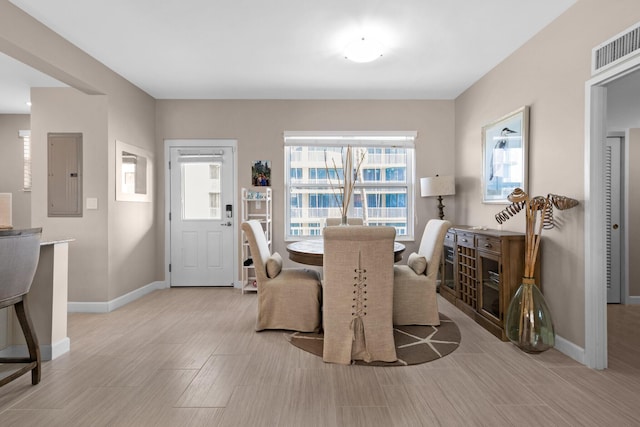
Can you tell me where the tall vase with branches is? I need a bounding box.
[495,187,579,353]
[325,146,366,224]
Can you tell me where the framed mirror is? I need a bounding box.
[116,140,153,202]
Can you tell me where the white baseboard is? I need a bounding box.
[626,296,640,305]
[554,334,585,365]
[50,337,71,359]
[68,281,168,313]
[0,337,70,361]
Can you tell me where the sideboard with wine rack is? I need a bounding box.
[439,226,540,340]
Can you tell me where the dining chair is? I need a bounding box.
[241,220,322,332]
[0,227,42,386]
[323,225,397,364]
[324,217,364,226]
[393,219,451,326]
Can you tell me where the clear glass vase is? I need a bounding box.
[340,215,348,226]
[504,278,555,353]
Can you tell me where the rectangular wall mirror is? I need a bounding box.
[116,140,153,202]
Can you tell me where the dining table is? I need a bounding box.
[286,238,405,266]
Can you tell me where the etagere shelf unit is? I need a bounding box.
[240,187,272,293]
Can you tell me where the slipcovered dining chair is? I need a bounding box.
[241,220,322,332]
[393,219,451,326]
[0,228,42,386]
[323,225,397,364]
[325,217,364,226]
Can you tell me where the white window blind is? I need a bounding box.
[19,130,31,191]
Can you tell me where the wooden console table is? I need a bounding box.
[439,226,539,340]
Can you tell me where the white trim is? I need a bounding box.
[554,334,585,365]
[67,281,168,313]
[627,296,640,305]
[50,337,70,360]
[0,337,70,361]
[585,50,640,370]
[164,139,239,288]
[284,131,417,148]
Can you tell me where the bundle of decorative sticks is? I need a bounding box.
[495,188,579,278]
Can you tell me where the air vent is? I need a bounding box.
[592,22,640,75]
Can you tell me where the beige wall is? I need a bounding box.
[106,83,158,301]
[31,87,110,302]
[1,1,158,303]
[454,0,640,347]
[0,114,30,228]
[156,99,456,276]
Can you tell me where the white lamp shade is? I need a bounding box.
[420,176,455,197]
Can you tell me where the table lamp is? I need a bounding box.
[420,175,455,220]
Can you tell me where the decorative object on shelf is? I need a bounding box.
[420,175,455,220]
[325,146,366,225]
[495,187,579,353]
[482,106,529,204]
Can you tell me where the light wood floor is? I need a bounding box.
[0,288,639,426]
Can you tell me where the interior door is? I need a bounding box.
[170,145,235,286]
[605,136,622,303]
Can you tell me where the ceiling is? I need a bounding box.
[2,0,576,114]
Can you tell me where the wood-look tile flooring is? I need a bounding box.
[0,288,639,426]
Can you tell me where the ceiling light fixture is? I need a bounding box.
[344,37,384,63]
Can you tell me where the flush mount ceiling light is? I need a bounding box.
[344,37,384,63]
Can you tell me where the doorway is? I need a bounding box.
[165,139,238,287]
[586,59,640,369]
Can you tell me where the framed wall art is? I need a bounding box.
[481,106,529,203]
[252,160,271,186]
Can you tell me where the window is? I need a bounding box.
[19,130,31,191]
[284,131,416,240]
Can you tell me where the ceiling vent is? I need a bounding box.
[592,22,640,75]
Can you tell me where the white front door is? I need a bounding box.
[169,144,235,286]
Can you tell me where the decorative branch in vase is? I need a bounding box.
[495,187,579,353]
[325,146,366,224]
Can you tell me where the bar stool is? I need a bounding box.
[0,228,42,386]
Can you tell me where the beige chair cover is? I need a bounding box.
[0,228,42,386]
[393,219,451,326]
[323,225,397,364]
[325,217,364,226]
[241,221,322,332]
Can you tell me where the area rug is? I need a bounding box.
[287,313,461,366]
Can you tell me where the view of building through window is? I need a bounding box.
[284,135,415,240]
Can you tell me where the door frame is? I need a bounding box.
[164,139,239,288]
[585,56,640,369]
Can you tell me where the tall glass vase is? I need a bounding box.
[340,214,348,226]
[504,278,555,353]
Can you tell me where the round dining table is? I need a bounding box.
[286,239,405,266]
